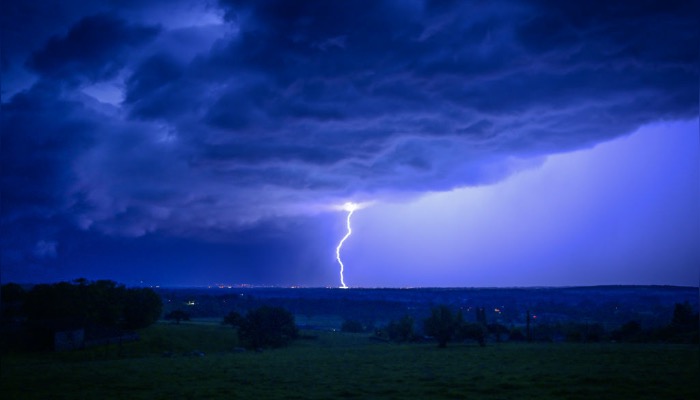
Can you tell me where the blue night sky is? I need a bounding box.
[1,0,698,287]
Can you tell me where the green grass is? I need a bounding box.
[2,323,698,400]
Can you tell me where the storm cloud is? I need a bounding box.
[1,0,697,283]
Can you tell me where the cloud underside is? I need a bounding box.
[1,0,697,241]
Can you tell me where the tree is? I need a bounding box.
[122,288,162,329]
[87,280,126,326]
[23,280,161,330]
[671,302,696,330]
[476,307,487,325]
[1,283,26,320]
[386,315,415,342]
[424,305,457,348]
[238,306,298,349]
[165,310,191,324]
[1,283,26,304]
[24,282,83,322]
[223,311,244,328]
[663,302,699,343]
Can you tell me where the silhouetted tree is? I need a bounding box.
[476,307,487,325]
[24,282,84,322]
[424,305,457,348]
[222,311,244,328]
[88,280,126,326]
[122,288,162,329]
[1,283,26,304]
[663,302,699,343]
[386,315,415,342]
[166,310,191,324]
[22,279,161,330]
[1,283,26,320]
[238,306,298,349]
[671,302,696,330]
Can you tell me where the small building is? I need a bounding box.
[25,320,139,351]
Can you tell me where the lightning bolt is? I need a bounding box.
[336,202,358,289]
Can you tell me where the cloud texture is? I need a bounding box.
[1,0,697,280]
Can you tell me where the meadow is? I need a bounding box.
[2,321,698,400]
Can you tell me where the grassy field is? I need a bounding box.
[2,321,698,399]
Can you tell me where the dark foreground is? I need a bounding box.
[2,322,698,400]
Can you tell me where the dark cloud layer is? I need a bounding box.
[1,0,697,282]
[27,14,160,83]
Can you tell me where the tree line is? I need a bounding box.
[4,281,695,353]
[2,280,162,330]
[344,302,699,347]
